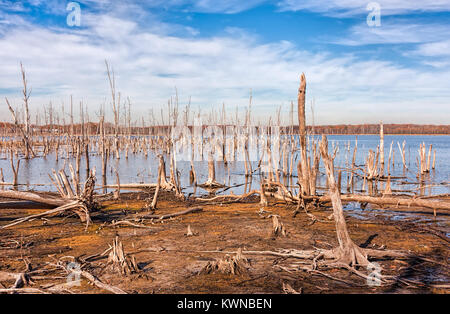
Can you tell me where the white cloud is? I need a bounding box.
[0,0,28,12]
[0,12,449,124]
[278,0,450,16]
[133,0,269,14]
[330,21,450,45]
[179,0,268,13]
[415,40,450,56]
[14,0,268,15]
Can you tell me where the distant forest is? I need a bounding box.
[303,124,450,135]
[0,122,448,135]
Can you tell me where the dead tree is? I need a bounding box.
[9,150,20,187]
[297,73,310,196]
[379,122,384,176]
[107,236,138,276]
[246,135,407,281]
[105,60,121,160]
[397,140,407,169]
[319,135,372,267]
[157,155,175,190]
[0,169,98,229]
[148,158,162,210]
[5,98,35,159]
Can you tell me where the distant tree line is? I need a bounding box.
[0,122,448,136]
[300,124,450,135]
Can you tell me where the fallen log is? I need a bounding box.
[140,207,203,220]
[103,183,157,189]
[0,201,79,229]
[0,287,48,294]
[0,170,98,229]
[74,269,127,294]
[195,190,260,203]
[320,194,450,211]
[0,190,66,207]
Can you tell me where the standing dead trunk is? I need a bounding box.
[149,161,162,210]
[259,180,268,207]
[379,122,384,176]
[397,141,407,169]
[157,155,173,190]
[319,135,369,267]
[114,168,120,200]
[297,73,310,195]
[9,150,20,188]
[5,98,35,159]
[207,152,216,184]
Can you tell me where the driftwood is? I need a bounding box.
[0,190,66,207]
[201,248,249,275]
[282,282,302,294]
[202,136,409,283]
[0,287,48,294]
[107,236,138,276]
[140,207,203,220]
[0,170,98,229]
[0,201,80,230]
[195,190,261,203]
[193,179,450,212]
[320,194,450,211]
[149,158,163,210]
[78,269,127,294]
[109,220,153,229]
[270,215,287,237]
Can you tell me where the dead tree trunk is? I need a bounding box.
[9,150,20,188]
[5,98,35,158]
[379,122,384,176]
[319,135,370,267]
[297,73,310,196]
[0,170,98,229]
[149,160,162,210]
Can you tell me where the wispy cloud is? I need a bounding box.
[13,0,269,15]
[278,0,450,16]
[330,21,450,45]
[415,40,450,57]
[163,0,269,14]
[0,1,449,124]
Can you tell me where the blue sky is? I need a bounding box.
[0,0,449,125]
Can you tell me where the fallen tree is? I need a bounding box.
[0,169,98,230]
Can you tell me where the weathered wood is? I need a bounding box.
[140,207,203,220]
[297,73,310,195]
[0,190,66,207]
[319,135,370,267]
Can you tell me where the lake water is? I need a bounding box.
[0,135,448,198]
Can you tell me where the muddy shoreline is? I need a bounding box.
[0,191,448,294]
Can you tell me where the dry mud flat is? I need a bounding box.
[0,191,448,294]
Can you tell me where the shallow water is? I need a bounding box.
[0,135,448,199]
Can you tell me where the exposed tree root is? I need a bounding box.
[0,170,98,230]
[282,282,302,294]
[107,236,138,276]
[139,207,203,220]
[270,215,287,237]
[200,248,250,275]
